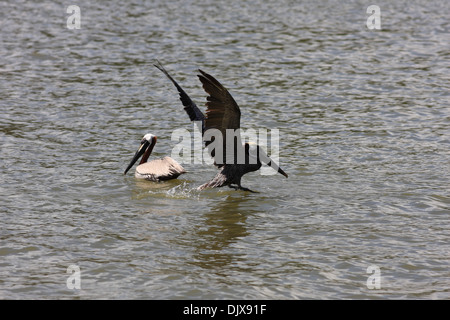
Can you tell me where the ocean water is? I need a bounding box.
[0,0,449,299]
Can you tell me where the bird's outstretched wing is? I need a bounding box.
[197,69,242,167]
[154,60,205,130]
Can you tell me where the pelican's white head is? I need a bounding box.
[124,133,158,175]
[142,133,156,143]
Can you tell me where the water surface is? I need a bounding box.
[1,0,449,299]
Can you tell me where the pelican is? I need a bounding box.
[155,61,288,192]
[124,133,186,181]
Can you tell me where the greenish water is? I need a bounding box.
[1,0,449,299]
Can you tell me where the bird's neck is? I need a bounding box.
[140,142,155,164]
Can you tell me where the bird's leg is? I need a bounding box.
[237,184,258,193]
[228,184,239,190]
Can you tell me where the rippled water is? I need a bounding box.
[1,0,449,299]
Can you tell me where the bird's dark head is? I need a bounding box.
[244,142,288,178]
[244,141,261,164]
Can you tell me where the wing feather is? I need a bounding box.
[136,157,186,181]
[197,69,243,166]
[154,60,205,130]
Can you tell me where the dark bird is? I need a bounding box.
[124,133,186,181]
[154,61,288,192]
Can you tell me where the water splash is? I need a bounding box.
[165,181,201,200]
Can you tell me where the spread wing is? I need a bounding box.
[154,60,205,132]
[197,69,243,167]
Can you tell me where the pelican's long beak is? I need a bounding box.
[268,159,288,178]
[257,148,288,178]
[277,165,288,178]
[123,140,150,175]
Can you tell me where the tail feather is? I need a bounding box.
[197,170,229,190]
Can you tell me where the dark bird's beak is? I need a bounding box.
[267,159,288,178]
[277,166,288,178]
[257,148,288,178]
[123,140,150,175]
